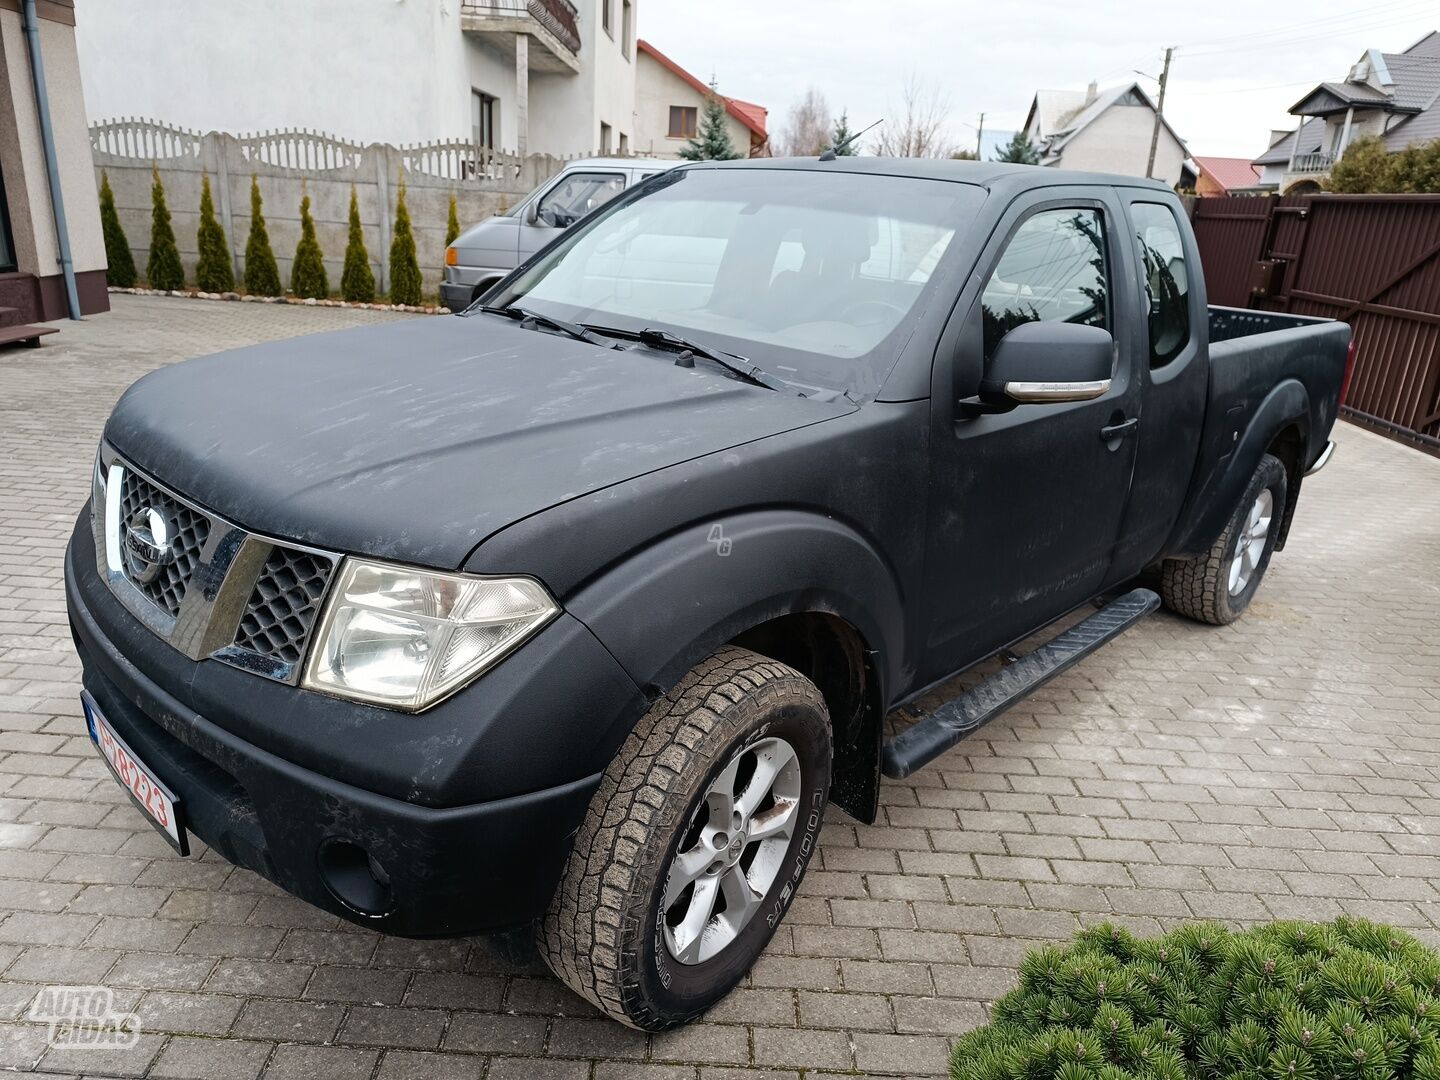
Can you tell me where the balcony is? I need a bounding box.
[460,0,581,74]
[1291,152,1336,174]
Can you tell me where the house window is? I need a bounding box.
[600,122,612,154]
[981,207,1110,361]
[618,132,629,155]
[621,0,632,57]
[668,106,698,139]
[471,90,497,149]
[601,0,612,38]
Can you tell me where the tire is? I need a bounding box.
[1161,453,1287,626]
[538,646,831,1030]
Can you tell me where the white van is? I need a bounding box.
[441,157,684,312]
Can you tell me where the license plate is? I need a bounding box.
[82,692,188,855]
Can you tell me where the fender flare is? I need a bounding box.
[566,510,906,702]
[1168,378,1311,557]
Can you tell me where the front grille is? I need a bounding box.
[98,451,341,686]
[118,471,211,617]
[233,547,336,666]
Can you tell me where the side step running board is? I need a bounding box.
[881,588,1160,780]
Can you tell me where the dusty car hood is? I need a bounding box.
[105,315,850,569]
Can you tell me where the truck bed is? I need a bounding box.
[1165,306,1352,559]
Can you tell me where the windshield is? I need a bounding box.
[494,167,985,395]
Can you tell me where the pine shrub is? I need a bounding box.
[194,174,235,293]
[388,176,423,306]
[445,193,461,248]
[952,919,1440,1080]
[679,89,742,161]
[145,164,184,291]
[290,192,329,299]
[98,170,137,288]
[340,186,375,302]
[243,175,282,296]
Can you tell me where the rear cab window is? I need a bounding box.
[1130,202,1190,368]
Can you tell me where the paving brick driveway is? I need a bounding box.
[1,294,1438,1079]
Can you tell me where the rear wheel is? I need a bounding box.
[1161,453,1287,625]
[538,647,831,1030]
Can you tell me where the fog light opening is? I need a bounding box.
[317,838,395,919]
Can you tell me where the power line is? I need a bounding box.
[1181,0,1432,50]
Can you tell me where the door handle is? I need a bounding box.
[1100,417,1139,441]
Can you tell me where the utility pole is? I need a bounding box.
[975,112,985,158]
[1145,46,1174,179]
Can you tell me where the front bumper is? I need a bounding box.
[65,513,645,935]
[440,281,474,313]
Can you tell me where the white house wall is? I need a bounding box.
[1054,105,1187,187]
[464,36,520,151]
[634,53,749,159]
[77,0,475,145]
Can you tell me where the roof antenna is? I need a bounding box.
[820,118,883,160]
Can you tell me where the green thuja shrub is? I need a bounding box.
[952,919,1440,1080]
[98,170,137,287]
[444,192,460,248]
[340,186,375,302]
[388,175,422,306]
[243,175,282,296]
[194,173,234,292]
[290,191,329,299]
[145,164,184,291]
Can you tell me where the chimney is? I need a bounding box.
[1085,80,1098,104]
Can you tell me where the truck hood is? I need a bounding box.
[106,315,851,570]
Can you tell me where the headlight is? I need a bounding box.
[301,558,559,711]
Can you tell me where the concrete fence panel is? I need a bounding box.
[90,118,626,298]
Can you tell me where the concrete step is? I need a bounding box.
[0,323,58,349]
[0,306,19,328]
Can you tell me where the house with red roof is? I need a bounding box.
[635,40,768,158]
[1192,156,1262,197]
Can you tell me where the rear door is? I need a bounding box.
[921,187,1145,683]
[1109,194,1209,576]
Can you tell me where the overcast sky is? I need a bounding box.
[639,0,1437,160]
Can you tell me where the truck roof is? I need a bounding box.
[688,155,1174,193]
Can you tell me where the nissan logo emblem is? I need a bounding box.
[123,506,174,584]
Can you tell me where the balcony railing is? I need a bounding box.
[460,0,580,55]
[1290,152,1336,175]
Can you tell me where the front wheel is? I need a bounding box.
[1161,453,1288,625]
[538,647,831,1030]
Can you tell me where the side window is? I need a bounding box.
[981,208,1108,360]
[1131,202,1190,367]
[535,172,626,228]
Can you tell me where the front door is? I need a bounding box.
[517,170,627,260]
[921,189,1144,684]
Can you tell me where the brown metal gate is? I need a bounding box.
[1191,193,1440,451]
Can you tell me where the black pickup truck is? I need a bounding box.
[66,158,1351,1030]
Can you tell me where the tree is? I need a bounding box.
[950,149,980,161]
[98,170,136,288]
[290,191,329,299]
[195,173,235,293]
[994,131,1041,164]
[388,175,423,306]
[777,87,832,157]
[243,175,282,296]
[679,85,742,161]
[829,110,859,156]
[873,76,954,158]
[340,186,375,303]
[145,164,184,291]
[444,193,461,248]
[1327,135,1440,193]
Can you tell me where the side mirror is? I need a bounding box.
[977,321,1114,405]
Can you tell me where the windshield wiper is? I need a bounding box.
[594,325,799,395]
[479,305,617,349]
